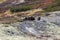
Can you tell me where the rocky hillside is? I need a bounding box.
[0,0,60,40]
[0,11,60,40]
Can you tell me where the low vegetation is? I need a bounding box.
[44,0,60,12]
[10,4,32,13]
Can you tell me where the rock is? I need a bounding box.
[47,38,53,40]
[0,21,59,40]
[16,20,60,37]
[41,15,60,26]
[37,17,41,20]
[23,16,35,21]
[0,12,60,40]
